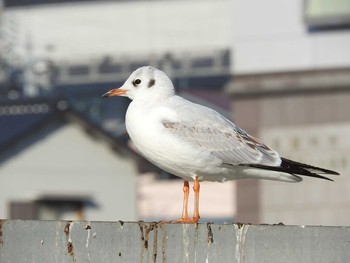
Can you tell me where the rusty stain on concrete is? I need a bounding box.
[64,222,71,239]
[152,223,158,263]
[138,221,161,263]
[67,242,74,255]
[0,219,4,245]
[64,221,76,261]
[161,224,167,263]
[206,223,214,245]
[138,221,147,249]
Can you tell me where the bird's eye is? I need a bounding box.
[134,79,141,85]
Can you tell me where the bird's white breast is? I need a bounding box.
[125,98,225,181]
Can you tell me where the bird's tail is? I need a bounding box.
[279,157,339,181]
[242,157,339,182]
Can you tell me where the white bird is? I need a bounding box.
[102,66,339,223]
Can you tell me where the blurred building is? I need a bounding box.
[0,97,143,221]
[227,0,350,225]
[2,0,349,225]
[0,0,235,222]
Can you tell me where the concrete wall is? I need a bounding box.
[0,220,349,263]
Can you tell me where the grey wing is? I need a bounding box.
[162,120,281,166]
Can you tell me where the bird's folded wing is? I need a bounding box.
[162,120,280,166]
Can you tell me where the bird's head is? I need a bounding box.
[101,66,175,101]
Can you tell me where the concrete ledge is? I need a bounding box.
[0,220,349,262]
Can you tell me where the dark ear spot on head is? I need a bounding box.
[148,79,155,88]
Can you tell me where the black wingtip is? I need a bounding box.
[280,157,339,181]
[315,174,334,182]
[281,158,339,176]
[241,158,339,182]
[328,170,340,176]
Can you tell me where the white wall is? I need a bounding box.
[0,122,138,221]
[6,0,350,73]
[6,0,232,61]
[232,0,350,73]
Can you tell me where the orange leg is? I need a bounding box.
[165,177,200,224]
[192,176,200,221]
[181,181,190,220]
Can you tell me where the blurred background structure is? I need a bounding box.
[227,0,350,225]
[0,0,349,225]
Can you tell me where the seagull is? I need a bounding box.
[102,66,339,223]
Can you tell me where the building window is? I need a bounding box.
[9,195,96,220]
[304,0,350,30]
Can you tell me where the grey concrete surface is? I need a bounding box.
[0,220,349,262]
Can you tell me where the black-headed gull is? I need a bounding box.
[102,66,339,223]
